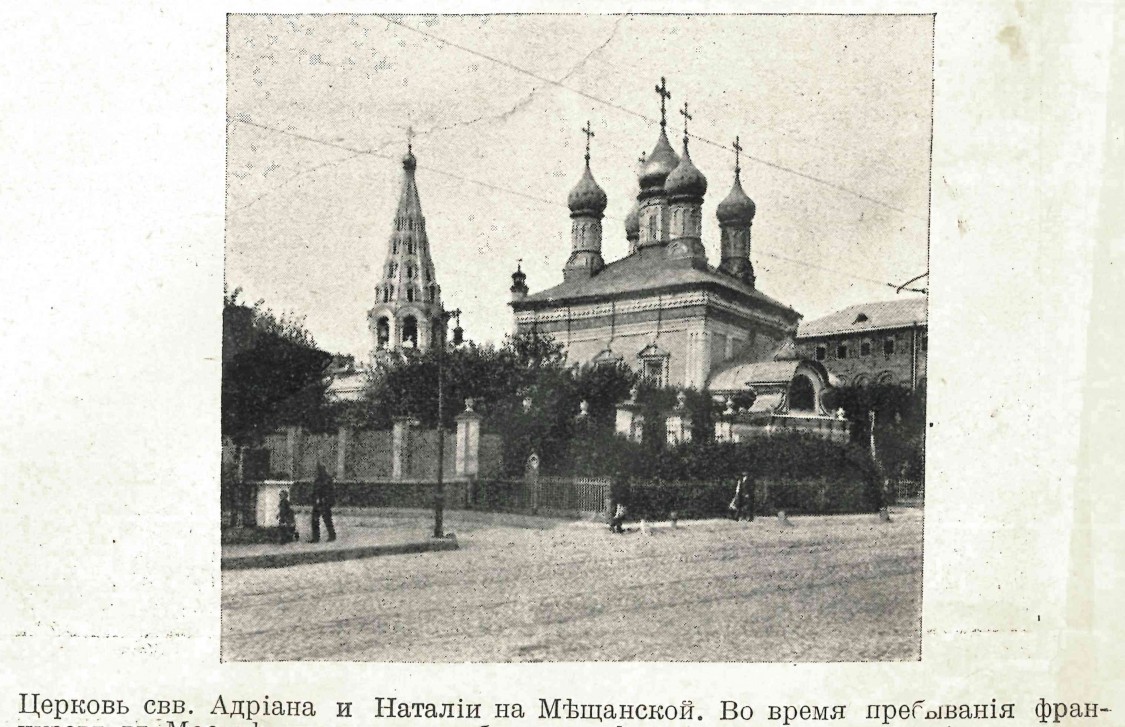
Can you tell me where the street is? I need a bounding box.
[221,508,922,662]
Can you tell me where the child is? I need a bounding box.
[609,502,627,534]
[277,490,299,544]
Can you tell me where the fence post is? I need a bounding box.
[285,425,300,479]
[455,400,483,477]
[526,453,540,513]
[391,417,416,481]
[336,427,348,481]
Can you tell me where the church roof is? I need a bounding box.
[797,297,927,338]
[709,359,803,391]
[515,245,798,318]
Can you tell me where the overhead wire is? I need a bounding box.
[232,117,924,295]
[374,13,926,222]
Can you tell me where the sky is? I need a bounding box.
[225,14,933,360]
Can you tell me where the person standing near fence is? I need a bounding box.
[730,472,754,521]
[310,463,337,543]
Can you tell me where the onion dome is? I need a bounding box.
[639,129,680,194]
[567,163,608,216]
[624,199,641,238]
[716,172,756,224]
[664,141,708,201]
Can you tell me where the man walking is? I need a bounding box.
[310,463,337,542]
[729,471,755,522]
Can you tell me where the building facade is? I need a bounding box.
[510,95,802,391]
[794,298,928,389]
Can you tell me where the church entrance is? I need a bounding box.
[788,374,816,412]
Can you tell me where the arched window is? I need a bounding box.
[389,262,397,278]
[406,265,414,279]
[401,316,418,348]
[375,317,390,349]
[406,287,415,302]
[648,212,658,243]
[393,240,399,254]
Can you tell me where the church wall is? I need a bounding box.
[516,305,793,391]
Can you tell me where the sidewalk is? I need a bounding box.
[221,511,458,570]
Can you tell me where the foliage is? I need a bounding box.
[222,290,334,444]
[822,382,927,480]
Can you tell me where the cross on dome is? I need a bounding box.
[733,135,743,176]
[679,101,693,147]
[581,120,595,164]
[406,125,415,154]
[654,76,672,128]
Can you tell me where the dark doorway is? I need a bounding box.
[789,375,816,411]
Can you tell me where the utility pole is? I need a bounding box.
[433,308,463,539]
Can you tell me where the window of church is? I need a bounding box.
[860,340,872,357]
[815,345,827,362]
[406,265,414,279]
[884,337,896,358]
[408,240,416,254]
[648,213,658,243]
[407,288,415,302]
[836,343,848,360]
[393,240,399,254]
[389,262,397,278]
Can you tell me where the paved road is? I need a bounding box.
[221,509,922,662]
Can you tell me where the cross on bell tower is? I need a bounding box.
[406,125,415,154]
[581,120,595,164]
[733,135,743,177]
[654,76,672,128]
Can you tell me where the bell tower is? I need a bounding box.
[368,135,446,355]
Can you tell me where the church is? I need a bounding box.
[510,80,836,419]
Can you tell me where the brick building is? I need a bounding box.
[794,298,927,389]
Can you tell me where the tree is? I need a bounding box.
[222,289,334,444]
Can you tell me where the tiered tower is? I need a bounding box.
[368,142,446,354]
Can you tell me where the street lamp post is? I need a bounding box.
[434,308,463,539]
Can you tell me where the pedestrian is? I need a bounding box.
[729,471,754,521]
[277,489,299,544]
[609,501,627,534]
[309,463,337,543]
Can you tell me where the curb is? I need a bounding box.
[221,536,459,570]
